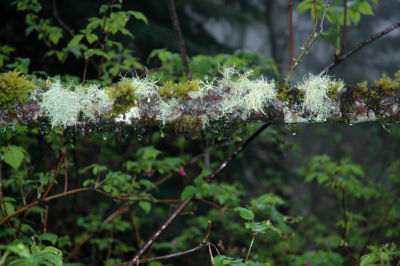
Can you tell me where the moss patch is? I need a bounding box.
[0,70,36,111]
[106,78,140,115]
[158,80,201,99]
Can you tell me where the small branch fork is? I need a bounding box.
[126,123,271,264]
[286,0,329,83]
[167,0,192,80]
[320,21,400,75]
[113,221,213,266]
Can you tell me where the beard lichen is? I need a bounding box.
[39,80,113,128]
[219,67,276,119]
[0,70,36,111]
[298,74,343,121]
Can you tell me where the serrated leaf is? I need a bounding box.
[360,253,379,266]
[235,207,254,220]
[67,34,84,48]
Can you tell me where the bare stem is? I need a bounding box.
[245,233,257,262]
[167,0,192,80]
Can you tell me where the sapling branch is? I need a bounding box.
[285,0,329,83]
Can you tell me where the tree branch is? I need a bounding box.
[320,21,400,75]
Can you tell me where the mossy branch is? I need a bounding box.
[1,70,400,134]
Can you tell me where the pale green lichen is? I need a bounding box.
[157,98,179,126]
[298,74,343,121]
[40,80,113,128]
[219,67,276,119]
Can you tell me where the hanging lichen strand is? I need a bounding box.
[0,68,400,132]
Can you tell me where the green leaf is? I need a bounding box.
[67,34,84,48]
[235,207,254,220]
[39,246,62,266]
[360,253,379,266]
[250,222,267,233]
[139,201,151,214]
[39,233,58,245]
[3,145,25,169]
[85,33,98,44]
[181,185,197,199]
[359,2,374,15]
[128,11,148,24]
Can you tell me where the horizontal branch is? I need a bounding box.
[1,71,400,132]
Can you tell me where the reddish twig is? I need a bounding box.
[114,221,212,266]
[0,160,17,239]
[64,155,68,192]
[286,0,329,83]
[320,21,400,75]
[43,204,49,233]
[167,0,192,80]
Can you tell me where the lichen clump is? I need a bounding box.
[0,70,36,110]
[40,80,112,128]
[219,67,276,119]
[298,74,343,121]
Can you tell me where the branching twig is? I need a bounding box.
[167,0,192,80]
[320,21,400,75]
[114,221,212,266]
[285,0,329,83]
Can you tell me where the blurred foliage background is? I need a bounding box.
[1,0,400,265]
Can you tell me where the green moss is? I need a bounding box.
[158,80,200,99]
[174,115,202,138]
[372,74,399,92]
[0,70,36,111]
[394,69,400,80]
[327,80,343,98]
[276,81,304,105]
[106,78,139,115]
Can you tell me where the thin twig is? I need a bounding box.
[339,0,348,56]
[114,221,212,266]
[130,197,193,262]
[64,155,68,192]
[167,0,192,80]
[43,204,49,233]
[206,123,271,183]
[245,233,257,262]
[285,0,329,83]
[0,160,17,239]
[320,21,400,75]
[52,0,74,37]
[290,0,294,69]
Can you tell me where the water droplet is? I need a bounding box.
[160,129,165,138]
[103,134,108,140]
[349,123,353,126]
[137,134,143,141]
